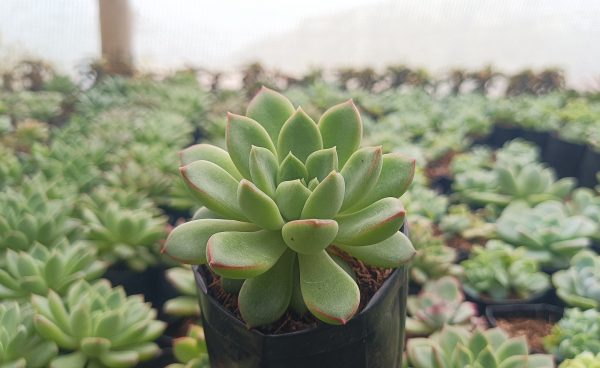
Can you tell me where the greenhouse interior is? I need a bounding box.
[1,1,600,367]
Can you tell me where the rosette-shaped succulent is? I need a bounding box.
[0,302,58,368]
[567,188,600,241]
[406,276,478,336]
[167,325,209,368]
[406,326,554,368]
[163,267,200,317]
[544,308,600,360]
[553,250,600,309]
[0,242,106,301]
[32,280,166,368]
[164,88,416,326]
[559,352,600,368]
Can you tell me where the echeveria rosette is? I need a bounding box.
[406,326,554,368]
[544,308,600,360]
[553,250,600,309]
[164,87,416,327]
[32,280,166,368]
[0,302,58,368]
[166,325,209,368]
[559,352,600,368]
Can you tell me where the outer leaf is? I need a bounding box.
[98,350,139,367]
[298,251,360,324]
[496,337,528,362]
[335,197,405,246]
[226,113,276,178]
[318,100,362,167]
[180,160,245,220]
[301,171,345,219]
[238,250,295,327]
[305,147,338,182]
[207,230,287,279]
[249,146,278,197]
[339,146,383,212]
[238,180,285,230]
[277,152,308,183]
[163,219,258,264]
[34,315,78,349]
[49,352,87,368]
[275,180,311,221]
[337,231,415,267]
[282,219,338,254]
[246,87,295,143]
[179,144,242,180]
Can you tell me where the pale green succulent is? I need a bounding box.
[403,185,449,223]
[559,352,600,368]
[544,308,600,360]
[0,146,23,189]
[567,188,600,241]
[0,242,106,301]
[32,280,166,368]
[0,302,58,368]
[163,267,200,317]
[439,204,495,240]
[553,250,600,309]
[406,326,554,368]
[406,276,478,336]
[166,325,209,368]
[164,87,416,326]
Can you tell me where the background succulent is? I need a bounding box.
[164,87,416,326]
[163,267,200,317]
[406,276,478,336]
[0,302,58,368]
[406,326,554,368]
[439,204,495,240]
[166,325,209,368]
[32,280,166,368]
[495,201,596,268]
[553,250,600,309]
[461,240,549,301]
[567,188,600,242]
[544,308,600,360]
[559,352,600,368]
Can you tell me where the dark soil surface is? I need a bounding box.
[425,151,455,180]
[495,317,554,353]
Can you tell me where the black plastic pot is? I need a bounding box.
[429,176,453,195]
[543,134,586,179]
[578,146,600,188]
[519,129,549,155]
[193,265,409,368]
[463,286,551,315]
[489,124,523,148]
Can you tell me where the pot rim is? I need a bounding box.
[462,284,550,305]
[484,303,564,327]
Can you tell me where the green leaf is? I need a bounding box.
[277,108,323,162]
[298,251,360,324]
[301,171,345,219]
[173,336,198,363]
[80,337,111,358]
[179,144,242,180]
[350,153,415,211]
[99,350,139,368]
[475,347,498,368]
[238,250,295,327]
[275,180,311,221]
[163,219,258,264]
[337,231,415,267]
[496,337,528,362]
[192,207,222,220]
[282,219,338,254]
[207,230,287,279]
[289,257,307,314]
[277,152,308,183]
[238,180,285,230]
[226,113,276,179]
[70,304,91,339]
[180,160,246,220]
[468,330,488,358]
[47,291,72,334]
[339,146,383,212]
[318,100,362,167]
[335,197,405,246]
[34,314,78,349]
[249,146,279,197]
[49,352,87,368]
[246,87,295,143]
[305,147,338,182]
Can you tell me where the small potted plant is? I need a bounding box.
[553,250,600,309]
[544,308,600,361]
[164,87,417,367]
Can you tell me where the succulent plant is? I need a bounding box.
[163,267,200,317]
[0,242,106,301]
[544,308,600,360]
[496,201,596,268]
[403,185,449,223]
[553,250,600,309]
[439,204,495,240]
[461,240,549,301]
[0,145,23,189]
[409,217,459,285]
[494,138,540,169]
[567,188,600,241]
[406,326,554,368]
[559,352,600,368]
[450,146,493,175]
[406,276,478,336]
[80,188,167,271]
[32,280,166,368]
[0,302,58,368]
[164,87,416,326]
[166,325,209,368]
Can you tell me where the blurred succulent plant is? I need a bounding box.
[439,204,495,240]
[163,267,200,317]
[0,145,23,189]
[559,352,600,368]
[496,201,596,268]
[32,280,166,368]
[494,138,540,169]
[0,302,58,368]
[409,217,459,285]
[461,240,549,301]
[567,188,600,241]
[164,87,416,326]
[450,146,493,175]
[105,158,174,205]
[544,308,600,360]
[553,250,600,309]
[3,90,63,121]
[406,326,554,368]
[80,188,167,271]
[166,325,209,368]
[0,242,105,301]
[406,276,478,336]
[403,185,449,223]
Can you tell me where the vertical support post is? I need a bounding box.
[98,0,133,75]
